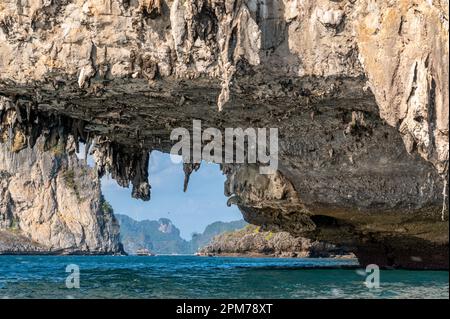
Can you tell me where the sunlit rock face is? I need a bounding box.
[0,137,122,254]
[198,224,355,258]
[0,0,448,268]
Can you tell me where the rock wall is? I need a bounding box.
[357,0,449,175]
[0,0,448,268]
[0,136,122,254]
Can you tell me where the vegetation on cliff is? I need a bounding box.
[116,214,247,255]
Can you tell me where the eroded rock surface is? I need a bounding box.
[357,0,449,175]
[199,224,355,258]
[0,137,122,254]
[0,0,448,268]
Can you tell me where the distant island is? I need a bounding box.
[116,215,355,258]
[115,214,247,255]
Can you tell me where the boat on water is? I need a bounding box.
[135,248,155,256]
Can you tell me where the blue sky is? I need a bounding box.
[80,149,242,240]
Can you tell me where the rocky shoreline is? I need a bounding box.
[197,252,356,259]
[198,225,356,259]
[0,230,126,256]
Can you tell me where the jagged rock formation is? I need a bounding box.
[116,214,190,254]
[0,137,122,254]
[0,1,448,268]
[199,224,355,258]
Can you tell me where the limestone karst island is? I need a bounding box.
[0,0,448,301]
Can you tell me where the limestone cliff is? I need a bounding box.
[0,0,448,268]
[0,137,122,254]
[199,224,355,258]
[116,214,247,254]
[116,214,190,254]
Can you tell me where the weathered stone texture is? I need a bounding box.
[0,0,448,267]
[0,136,122,254]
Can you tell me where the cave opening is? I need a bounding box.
[103,151,243,239]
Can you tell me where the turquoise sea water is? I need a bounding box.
[0,256,448,299]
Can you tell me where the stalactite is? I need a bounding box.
[183,162,201,192]
[0,97,152,201]
[91,137,151,201]
[85,133,91,163]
